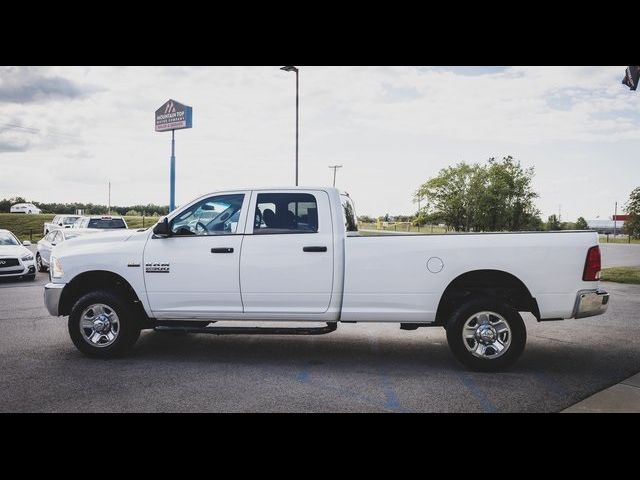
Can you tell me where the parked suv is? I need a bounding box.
[0,229,36,281]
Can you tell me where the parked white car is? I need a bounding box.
[43,187,609,371]
[74,215,128,230]
[10,203,42,214]
[43,215,81,235]
[0,229,36,281]
[36,229,100,272]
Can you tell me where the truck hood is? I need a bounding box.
[61,228,142,248]
[0,245,32,258]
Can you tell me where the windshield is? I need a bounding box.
[87,218,127,229]
[0,232,19,246]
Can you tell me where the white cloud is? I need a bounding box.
[0,66,637,221]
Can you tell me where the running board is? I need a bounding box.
[154,322,338,336]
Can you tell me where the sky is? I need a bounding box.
[0,65,637,221]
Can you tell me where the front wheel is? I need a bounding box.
[446,297,526,372]
[68,290,141,358]
[36,253,47,272]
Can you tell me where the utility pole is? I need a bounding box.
[108,182,111,214]
[558,204,562,224]
[614,201,618,237]
[329,165,343,187]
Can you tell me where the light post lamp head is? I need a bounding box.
[280,66,299,73]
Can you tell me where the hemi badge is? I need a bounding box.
[127,263,141,267]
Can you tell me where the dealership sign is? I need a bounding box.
[155,99,193,132]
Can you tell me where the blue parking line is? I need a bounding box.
[296,369,311,384]
[380,372,401,410]
[456,372,498,413]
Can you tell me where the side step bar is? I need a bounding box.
[154,322,338,336]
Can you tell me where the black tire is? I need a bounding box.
[36,253,47,272]
[445,297,526,372]
[68,290,141,358]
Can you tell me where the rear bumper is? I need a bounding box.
[573,289,610,319]
[44,282,66,316]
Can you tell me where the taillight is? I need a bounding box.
[583,246,601,281]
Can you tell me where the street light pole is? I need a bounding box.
[281,66,299,186]
[329,165,343,187]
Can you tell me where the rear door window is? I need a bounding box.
[253,193,319,234]
[88,218,127,229]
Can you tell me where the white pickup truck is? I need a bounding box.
[44,187,609,371]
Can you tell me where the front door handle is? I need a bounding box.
[211,248,234,254]
[303,246,327,252]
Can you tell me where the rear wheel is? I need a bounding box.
[68,290,141,358]
[445,297,526,372]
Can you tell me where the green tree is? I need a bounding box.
[624,187,640,238]
[357,215,375,224]
[415,156,539,232]
[575,217,588,230]
[546,214,561,230]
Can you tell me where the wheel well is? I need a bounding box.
[435,270,540,325]
[59,270,149,322]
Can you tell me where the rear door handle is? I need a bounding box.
[211,248,234,254]
[303,246,327,252]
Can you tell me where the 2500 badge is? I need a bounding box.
[145,262,170,273]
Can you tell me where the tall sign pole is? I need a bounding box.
[155,99,193,212]
[170,130,176,212]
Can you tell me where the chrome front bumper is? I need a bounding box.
[44,282,65,316]
[573,289,610,319]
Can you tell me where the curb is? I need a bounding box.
[562,372,640,413]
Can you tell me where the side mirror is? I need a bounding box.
[153,217,171,237]
[22,241,31,246]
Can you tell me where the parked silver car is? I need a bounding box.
[0,229,36,281]
[36,229,99,272]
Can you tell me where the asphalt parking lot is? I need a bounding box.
[0,244,638,412]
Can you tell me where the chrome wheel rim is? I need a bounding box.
[462,311,511,359]
[80,304,120,348]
